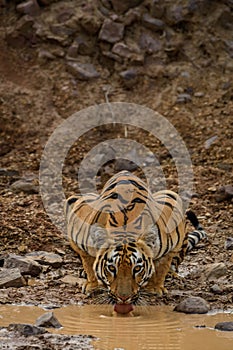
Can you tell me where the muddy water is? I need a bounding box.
[0,305,233,350]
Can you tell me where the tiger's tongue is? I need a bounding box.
[114,303,134,314]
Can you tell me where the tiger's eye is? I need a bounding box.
[134,265,142,273]
[108,265,116,272]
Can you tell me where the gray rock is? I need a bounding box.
[225,237,233,250]
[0,268,26,288]
[215,185,233,202]
[26,251,63,268]
[8,323,47,336]
[210,284,223,294]
[176,93,192,103]
[204,262,228,281]
[139,32,162,53]
[16,0,40,16]
[142,13,165,31]
[215,322,233,331]
[112,42,144,62]
[10,180,39,194]
[110,0,143,14]
[66,62,100,81]
[35,312,62,329]
[174,296,210,314]
[99,19,124,43]
[0,168,19,177]
[4,254,42,277]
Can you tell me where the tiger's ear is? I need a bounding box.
[90,224,109,250]
[140,225,160,256]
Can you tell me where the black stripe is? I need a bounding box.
[156,200,174,210]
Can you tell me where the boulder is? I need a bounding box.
[35,312,62,329]
[4,254,42,277]
[26,251,63,268]
[174,296,210,314]
[0,268,26,288]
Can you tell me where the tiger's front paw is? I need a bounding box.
[144,285,168,296]
[82,280,99,296]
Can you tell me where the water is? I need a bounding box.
[0,305,233,350]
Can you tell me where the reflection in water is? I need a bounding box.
[0,305,233,350]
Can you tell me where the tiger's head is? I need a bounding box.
[90,224,158,307]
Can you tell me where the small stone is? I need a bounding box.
[26,251,63,268]
[119,69,139,87]
[174,296,210,314]
[139,32,162,53]
[99,19,124,43]
[176,93,192,103]
[204,263,228,281]
[38,49,56,60]
[204,135,218,149]
[215,322,233,332]
[60,275,85,287]
[0,168,19,177]
[112,42,144,62]
[35,312,62,329]
[142,13,165,31]
[0,268,26,288]
[194,91,205,97]
[215,185,233,202]
[66,62,100,81]
[16,0,40,16]
[8,323,47,336]
[10,180,39,194]
[4,254,42,277]
[210,284,222,294]
[110,0,143,14]
[225,237,233,250]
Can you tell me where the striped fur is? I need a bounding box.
[65,171,206,305]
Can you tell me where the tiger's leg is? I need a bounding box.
[69,242,99,295]
[145,252,175,295]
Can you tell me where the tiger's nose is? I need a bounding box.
[118,294,130,302]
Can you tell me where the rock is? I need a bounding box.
[8,323,47,336]
[204,135,218,149]
[16,0,40,16]
[225,237,233,250]
[38,49,56,60]
[215,322,233,331]
[194,91,205,97]
[139,32,162,53]
[4,254,42,277]
[99,19,124,43]
[112,42,144,62]
[60,275,85,287]
[10,180,39,194]
[66,62,100,81]
[6,15,35,48]
[215,185,233,202]
[0,168,20,177]
[0,268,26,288]
[26,251,63,268]
[110,0,144,14]
[210,284,223,294]
[142,13,165,31]
[119,69,139,87]
[176,93,192,103]
[204,263,228,281]
[174,296,210,314]
[35,312,62,329]
[165,5,186,25]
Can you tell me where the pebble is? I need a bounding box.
[142,13,165,31]
[112,42,144,62]
[174,296,210,314]
[99,19,124,43]
[16,0,40,16]
[35,312,62,329]
[215,322,233,332]
[110,0,144,14]
[0,268,26,288]
[210,284,223,294]
[203,262,227,281]
[194,91,205,97]
[60,275,85,287]
[225,237,233,250]
[66,62,100,81]
[10,179,39,194]
[139,32,161,53]
[4,254,42,277]
[119,69,139,87]
[176,93,192,103]
[215,185,233,202]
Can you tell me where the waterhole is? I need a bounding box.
[0,304,233,350]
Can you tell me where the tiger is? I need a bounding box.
[64,170,206,313]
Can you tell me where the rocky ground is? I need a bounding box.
[0,2,233,345]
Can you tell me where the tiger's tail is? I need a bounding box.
[186,210,207,253]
